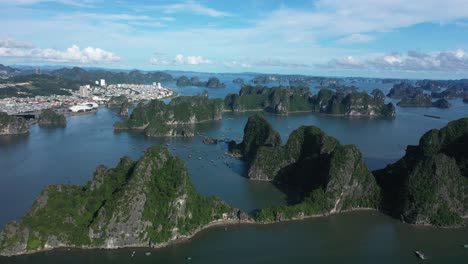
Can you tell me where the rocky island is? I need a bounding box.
[114,94,223,137]
[229,114,380,221]
[0,111,29,135]
[37,109,66,127]
[397,95,452,108]
[224,85,395,117]
[0,146,247,257]
[230,115,467,226]
[176,76,225,88]
[375,118,468,226]
[107,95,130,117]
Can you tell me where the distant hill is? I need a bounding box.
[50,67,173,84]
[0,64,21,78]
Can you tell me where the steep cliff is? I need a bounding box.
[374,118,468,226]
[0,112,29,135]
[114,94,223,137]
[0,146,242,256]
[231,116,381,221]
[37,109,66,127]
[228,114,281,163]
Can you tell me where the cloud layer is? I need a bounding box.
[0,40,120,63]
[149,54,212,65]
[322,49,468,71]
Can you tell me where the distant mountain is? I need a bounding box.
[49,67,174,84]
[0,64,21,78]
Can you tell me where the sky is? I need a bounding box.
[1,0,468,79]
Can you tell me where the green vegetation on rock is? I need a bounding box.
[231,115,381,221]
[0,146,242,256]
[0,111,29,135]
[374,118,468,227]
[114,94,223,137]
[38,109,66,127]
[176,76,225,88]
[224,85,395,117]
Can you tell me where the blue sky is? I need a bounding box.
[1,0,468,79]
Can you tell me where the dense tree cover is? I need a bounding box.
[0,146,238,256]
[38,109,66,127]
[224,85,395,117]
[374,118,468,226]
[114,94,223,137]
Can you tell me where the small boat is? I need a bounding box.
[145,252,151,256]
[414,251,426,260]
[186,256,192,260]
[463,244,468,249]
[423,114,441,119]
[131,251,136,258]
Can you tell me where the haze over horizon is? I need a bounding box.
[2,0,468,79]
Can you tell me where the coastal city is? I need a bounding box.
[0,79,174,115]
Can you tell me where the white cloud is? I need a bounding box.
[254,58,310,68]
[0,0,95,7]
[0,40,120,63]
[0,38,34,49]
[336,33,375,44]
[321,49,468,71]
[223,61,252,68]
[156,0,232,18]
[149,54,212,65]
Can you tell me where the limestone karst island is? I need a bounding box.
[1,0,468,263]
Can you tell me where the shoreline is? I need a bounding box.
[0,208,391,258]
[2,208,466,257]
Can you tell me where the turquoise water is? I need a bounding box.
[0,78,467,263]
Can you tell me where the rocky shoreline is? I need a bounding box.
[0,208,389,257]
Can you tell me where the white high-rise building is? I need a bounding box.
[79,85,90,98]
[100,79,106,86]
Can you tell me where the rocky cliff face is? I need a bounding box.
[233,116,381,221]
[374,118,468,226]
[0,112,29,135]
[37,109,66,127]
[229,114,281,163]
[0,146,242,256]
[114,95,223,137]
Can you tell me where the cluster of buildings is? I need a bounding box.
[0,95,89,115]
[90,82,174,101]
[0,79,175,115]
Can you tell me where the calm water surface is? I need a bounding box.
[0,77,467,263]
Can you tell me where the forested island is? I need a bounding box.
[388,82,466,108]
[229,115,467,226]
[37,109,66,127]
[0,146,247,256]
[176,76,225,88]
[0,111,29,135]
[224,85,395,117]
[1,116,466,257]
[114,93,223,137]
